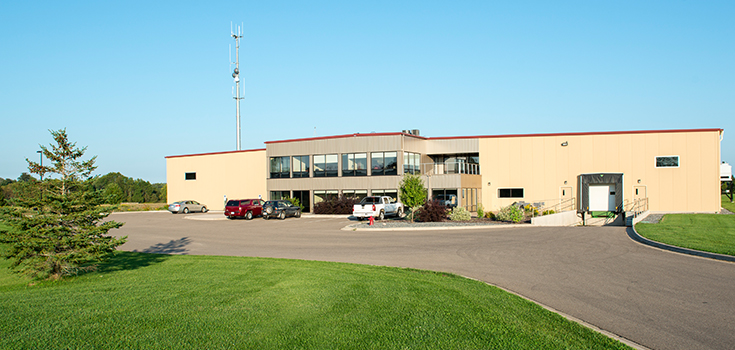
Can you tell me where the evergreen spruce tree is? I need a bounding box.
[0,129,126,279]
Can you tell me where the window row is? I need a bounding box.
[313,189,399,204]
[270,152,414,178]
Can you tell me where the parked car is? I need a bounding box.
[352,196,404,220]
[262,200,301,220]
[168,200,208,214]
[225,199,265,220]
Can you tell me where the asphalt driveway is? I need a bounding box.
[114,212,735,350]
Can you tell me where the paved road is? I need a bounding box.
[113,212,735,350]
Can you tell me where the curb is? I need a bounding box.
[343,223,528,231]
[628,226,735,263]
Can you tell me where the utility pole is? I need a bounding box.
[231,23,243,151]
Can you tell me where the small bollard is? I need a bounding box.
[369,215,374,226]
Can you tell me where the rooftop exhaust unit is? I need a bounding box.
[722,162,732,181]
[402,129,420,136]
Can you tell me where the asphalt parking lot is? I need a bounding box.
[114,211,735,350]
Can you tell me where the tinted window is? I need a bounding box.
[226,200,239,206]
[499,188,524,198]
[656,156,679,168]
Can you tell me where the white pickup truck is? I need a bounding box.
[352,196,404,220]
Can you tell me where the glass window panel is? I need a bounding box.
[314,155,326,177]
[355,153,367,176]
[499,188,524,198]
[326,154,338,177]
[314,190,326,204]
[385,152,397,175]
[656,156,679,168]
[342,154,352,172]
[404,152,412,174]
[281,157,290,175]
[372,153,384,175]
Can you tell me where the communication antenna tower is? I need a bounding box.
[230,22,244,150]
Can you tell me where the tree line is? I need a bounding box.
[1,172,166,206]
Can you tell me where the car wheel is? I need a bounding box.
[377,210,384,220]
[278,211,285,220]
[202,207,208,213]
[295,211,301,218]
[396,207,403,218]
[183,208,190,214]
[246,211,253,220]
[264,215,269,220]
[357,217,363,221]
[266,207,273,215]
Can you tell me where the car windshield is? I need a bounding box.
[226,200,239,206]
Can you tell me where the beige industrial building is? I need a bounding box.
[167,128,723,215]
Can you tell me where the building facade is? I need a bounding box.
[166,128,723,214]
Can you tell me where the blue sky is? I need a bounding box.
[1,1,732,184]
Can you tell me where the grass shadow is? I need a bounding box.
[97,251,169,273]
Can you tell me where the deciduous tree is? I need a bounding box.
[399,174,427,221]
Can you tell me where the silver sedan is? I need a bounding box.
[168,200,208,214]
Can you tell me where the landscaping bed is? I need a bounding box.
[349,217,528,229]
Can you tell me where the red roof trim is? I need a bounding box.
[265,132,427,144]
[429,128,723,140]
[165,148,266,159]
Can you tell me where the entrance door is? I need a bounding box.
[589,184,615,211]
[633,186,646,202]
[292,190,311,213]
[560,187,573,211]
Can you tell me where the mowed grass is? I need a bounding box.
[635,196,735,256]
[0,248,631,350]
[722,194,735,213]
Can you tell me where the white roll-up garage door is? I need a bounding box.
[589,184,615,211]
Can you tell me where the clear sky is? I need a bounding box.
[1,1,733,184]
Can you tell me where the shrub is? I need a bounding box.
[496,205,524,223]
[485,211,496,220]
[523,204,539,217]
[417,200,447,222]
[476,203,484,219]
[449,206,471,221]
[284,197,304,211]
[313,196,358,214]
[542,209,556,216]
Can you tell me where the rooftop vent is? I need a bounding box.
[402,129,420,136]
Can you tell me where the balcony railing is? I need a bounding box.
[422,162,481,175]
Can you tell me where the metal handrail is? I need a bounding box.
[623,197,649,218]
[515,197,577,218]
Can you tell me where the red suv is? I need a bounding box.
[225,199,265,220]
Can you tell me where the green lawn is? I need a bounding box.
[722,194,735,213]
[636,206,735,256]
[0,248,630,349]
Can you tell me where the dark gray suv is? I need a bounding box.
[262,200,301,220]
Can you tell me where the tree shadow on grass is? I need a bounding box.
[98,237,191,273]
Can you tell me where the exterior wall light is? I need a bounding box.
[564,180,567,185]
[487,182,491,186]
[638,179,641,184]
[561,141,568,147]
